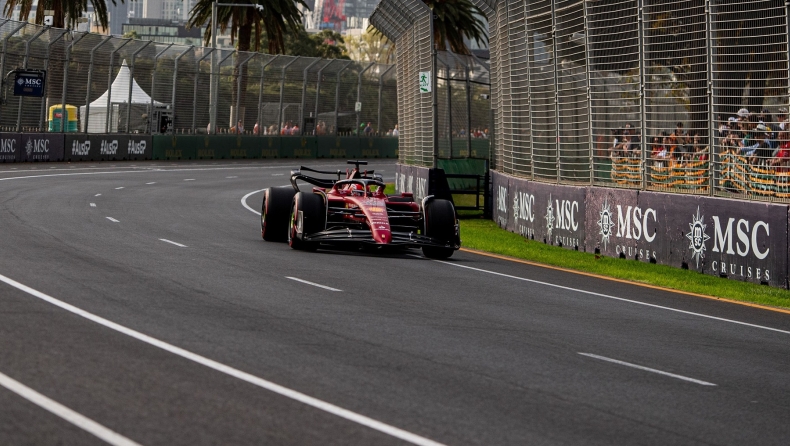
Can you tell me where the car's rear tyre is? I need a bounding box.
[421,199,457,259]
[288,192,326,251]
[261,187,296,241]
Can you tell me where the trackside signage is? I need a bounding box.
[492,170,790,289]
[21,133,64,162]
[395,164,429,202]
[0,133,21,162]
[492,171,586,251]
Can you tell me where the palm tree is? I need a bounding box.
[187,0,306,54]
[372,0,487,55]
[424,0,487,54]
[3,0,119,30]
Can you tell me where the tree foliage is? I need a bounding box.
[3,0,121,30]
[187,0,306,54]
[260,28,350,59]
[344,29,394,64]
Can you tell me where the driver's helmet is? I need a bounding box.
[348,183,365,196]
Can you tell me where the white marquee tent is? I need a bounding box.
[80,60,166,133]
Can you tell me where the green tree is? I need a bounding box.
[3,0,121,30]
[373,0,486,55]
[187,0,306,54]
[345,29,394,64]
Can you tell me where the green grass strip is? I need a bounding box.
[460,218,790,309]
[384,183,790,308]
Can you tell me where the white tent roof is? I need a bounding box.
[87,60,165,106]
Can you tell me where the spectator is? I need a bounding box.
[751,125,774,164]
[483,128,489,139]
[737,107,750,120]
[392,124,399,137]
[610,128,622,158]
[364,122,373,136]
[690,133,708,161]
[253,121,260,135]
[673,122,689,158]
[236,120,244,134]
[650,135,669,167]
[291,124,300,135]
[770,131,790,171]
[776,108,788,132]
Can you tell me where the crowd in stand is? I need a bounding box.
[608,107,790,171]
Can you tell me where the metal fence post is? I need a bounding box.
[356,62,375,138]
[60,32,88,134]
[314,59,335,134]
[378,65,395,135]
[40,30,68,130]
[234,52,256,130]
[582,0,594,185]
[277,56,300,134]
[125,40,153,132]
[299,58,321,135]
[257,55,279,136]
[17,26,48,131]
[170,46,192,133]
[83,36,113,133]
[192,49,214,133]
[213,50,235,131]
[105,38,132,133]
[431,10,439,168]
[638,0,647,190]
[443,56,453,157]
[0,22,26,126]
[706,0,715,196]
[334,61,351,136]
[148,43,173,134]
[551,0,561,183]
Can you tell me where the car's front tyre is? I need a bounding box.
[288,192,326,251]
[421,199,458,259]
[261,187,296,242]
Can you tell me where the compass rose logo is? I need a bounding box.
[597,198,616,249]
[513,195,520,223]
[686,206,711,268]
[25,138,33,158]
[544,195,555,238]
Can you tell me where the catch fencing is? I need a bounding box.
[0,19,398,138]
[370,0,492,167]
[474,0,790,203]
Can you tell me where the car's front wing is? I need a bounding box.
[303,228,460,250]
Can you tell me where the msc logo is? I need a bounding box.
[512,190,535,224]
[71,140,90,156]
[496,186,508,213]
[0,138,16,153]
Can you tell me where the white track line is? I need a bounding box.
[272,173,284,176]
[241,189,264,215]
[90,203,96,207]
[0,371,142,446]
[159,239,187,248]
[0,274,444,446]
[578,353,716,386]
[115,187,124,190]
[286,277,342,292]
[106,217,119,223]
[241,194,788,336]
[226,176,237,179]
[146,182,156,185]
[95,193,101,197]
[427,259,790,335]
[184,179,195,181]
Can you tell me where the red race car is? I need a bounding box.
[260,160,460,258]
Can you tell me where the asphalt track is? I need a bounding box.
[1,159,789,445]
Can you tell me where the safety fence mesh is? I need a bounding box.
[474,0,790,203]
[0,19,397,139]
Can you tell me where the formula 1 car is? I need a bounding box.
[260,160,460,258]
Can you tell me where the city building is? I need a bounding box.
[122,18,203,45]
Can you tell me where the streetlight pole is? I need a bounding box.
[209,2,263,135]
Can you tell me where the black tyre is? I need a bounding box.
[261,187,296,242]
[421,199,458,259]
[288,192,326,251]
